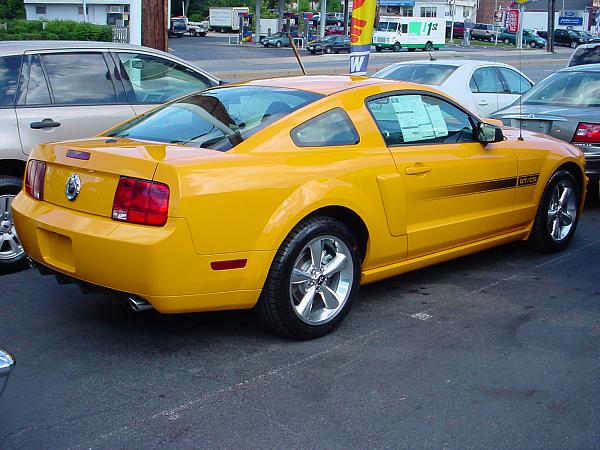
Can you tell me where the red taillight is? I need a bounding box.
[25,160,46,200]
[112,177,170,227]
[573,122,600,144]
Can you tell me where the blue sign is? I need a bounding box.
[379,0,415,6]
[559,17,583,26]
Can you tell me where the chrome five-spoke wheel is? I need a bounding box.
[547,179,577,242]
[256,216,360,339]
[290,235,354,325]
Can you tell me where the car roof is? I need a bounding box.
[241,75,399,95]
[381,59,513,69]
[561,63,600,72]
[0,40,165,57]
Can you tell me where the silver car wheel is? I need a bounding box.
[289,235,354,325]
[0,194,24,261]
[547,179,577,242]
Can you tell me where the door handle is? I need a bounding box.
[30,118,61,129]
[405,165,432,175]
[478,100,489,106]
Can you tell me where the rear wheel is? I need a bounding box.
[256,216,360,339]
[529,41,537,48]
[528,170,580,253]
[0,176,27,274]
[325,46,332,54]
[425,41,433,51]
[276,40,282,48]
[504,38,510,44]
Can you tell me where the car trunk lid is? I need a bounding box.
[37,138,163,218]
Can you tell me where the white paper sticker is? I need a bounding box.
[390,95,436,142]
[424,103,448,138]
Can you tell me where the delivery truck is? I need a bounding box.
[209,7,250,32]
[373,16,446,52]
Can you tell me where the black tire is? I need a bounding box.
[0,175,28,274]
[276,40,282,48]
[191,29,197,37]
[255,216,361,339]
[425,41,433,51]
[392,42,401,52]
[375,46,383,52]
[528,170,581,253]
[504,38,510,44]
[529,41,537,48]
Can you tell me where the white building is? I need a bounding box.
[24,0,131,26]
[378,0,478,23]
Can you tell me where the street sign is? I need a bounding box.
[506,9,519,33]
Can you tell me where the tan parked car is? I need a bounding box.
[0,41,220,272]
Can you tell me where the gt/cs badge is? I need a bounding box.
[65,174,81,201]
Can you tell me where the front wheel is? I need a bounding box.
[570,41,578,49]
[528,170,580,253]
[392,42,401,52]
[256,216,361,339]
[0,176,28,274]
[325,46,332,54]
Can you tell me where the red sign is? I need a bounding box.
[506,9,520,33]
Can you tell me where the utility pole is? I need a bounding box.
[547,0,555,52]
[142,0,168,51]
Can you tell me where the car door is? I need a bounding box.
[469,66,504,116]
[15,51,136,156]
[496,67,533,111]
[366,92,517,258]
[111,51,215,116]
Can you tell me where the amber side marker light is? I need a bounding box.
[210,259,248,270]
[112,177,170,226]
[25,160,46,200]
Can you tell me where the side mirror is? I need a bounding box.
[0,347,15,398]
[478,122,504,144]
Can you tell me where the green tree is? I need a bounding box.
[0,0,26,20]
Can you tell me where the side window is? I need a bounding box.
[401,24,408,33]
[471,67,503,94]
[366,94,475,146]
[0,55,23,107]
[497,68,532,94]
[292,108,359,147]
[41,53,118,105]
[116,52,211,104]
[25,55,51,106]
[469,76,479,93]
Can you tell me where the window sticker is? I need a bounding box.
[390,95,435,142]
[424,103,448,138]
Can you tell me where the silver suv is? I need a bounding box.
[0,41,219,273]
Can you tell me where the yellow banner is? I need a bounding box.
[350,0,377,47]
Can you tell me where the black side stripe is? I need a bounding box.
[410,173,540,202]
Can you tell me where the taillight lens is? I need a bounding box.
[573,122,600,144]
[25,160,46,200]
[112,177,170,227]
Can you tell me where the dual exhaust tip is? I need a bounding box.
[127,296,153,312]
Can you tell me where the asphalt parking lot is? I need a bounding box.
[2,201,600,448]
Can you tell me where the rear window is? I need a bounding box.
[107,86,323,150]
[0,55,23,108]
[522,71,600,107]
[569,45,600,67]
[373,64,458,86]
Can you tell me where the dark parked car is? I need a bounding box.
[168,18,187,38]
[446,21,465,39]
[568,43,600,67]
[499,28,547,47]
[0,347,15,398]
[554,28,589,48]
[471,23,499,41]
[307,35,350,54]
[491,64,600,195]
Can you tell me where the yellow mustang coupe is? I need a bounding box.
[12,76,586,339]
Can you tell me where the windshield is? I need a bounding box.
[377,21,398,32]
[107,86,323,150]
[373,64,458,86]
[522,71,600,107]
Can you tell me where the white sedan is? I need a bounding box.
[372,59,534,117]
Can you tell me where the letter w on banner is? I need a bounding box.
[349,0,377,75]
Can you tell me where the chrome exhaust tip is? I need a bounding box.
[128,296,153,312]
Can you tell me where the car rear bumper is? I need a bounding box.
[11,193,273,313]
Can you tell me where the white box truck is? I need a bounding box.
[209,7,250,32]
[373,16,446,52]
